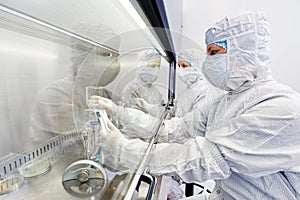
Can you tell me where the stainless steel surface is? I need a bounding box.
[0,130,168,200]
[0,142,88,200]
[0,135,157,200]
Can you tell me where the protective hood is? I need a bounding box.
[177,49,204,85]
[204,12,272,91]
[178,49,204,70]
[74,52,120,88]
[70,23,121,87]
[136,49,161,66]
[135,49,161,83]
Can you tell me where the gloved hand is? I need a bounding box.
[134,98,152,113]
[98,117,152,172]
[88,96,118,116]
[99,119,125,168]
[134,98,150,113]
[134,98,164,117]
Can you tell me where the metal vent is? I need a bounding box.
[0,132,80,176]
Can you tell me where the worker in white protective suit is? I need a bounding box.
[122,49,164,112]
[134,49,213,198]
[135,49,211,119]
[175,49,211,117]
[93,12,300,199]
[29,24,120,145]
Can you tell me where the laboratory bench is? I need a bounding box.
[0,133,168,200]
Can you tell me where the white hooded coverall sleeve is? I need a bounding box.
[118,131,231,183]
[134,97,164,118]
[114,101,231,183]
[115,103,208,143]
[113,86,300,186]
[115,106,161,139]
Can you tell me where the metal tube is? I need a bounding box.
[120,110,169,200]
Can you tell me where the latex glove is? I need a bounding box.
[88,96,118,116]
[134,98,151,113]
[99,119,125,168]
[134,98,164,117]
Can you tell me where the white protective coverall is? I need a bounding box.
[29,24,120,144]
[122,49,163,111]
[174,49,211,118]
[99,49,211,142]
[134,49,211,118]
[98,12,300,200]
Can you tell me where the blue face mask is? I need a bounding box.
[177,67,200,86]
[202,54,228,90]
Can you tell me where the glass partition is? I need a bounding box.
[0,0,214,199]
[0,1,171,199]
[0,0,167,157]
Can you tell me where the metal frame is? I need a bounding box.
[0,4,118,54]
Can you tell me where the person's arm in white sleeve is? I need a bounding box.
[90,96,208,142]
[115,106,160,139]
[100,117,231,183]
[160,102,209,143]
[121,83,135,108]
[118,134,231,183]
[134,98,164,117]
[212,94,300,177]
[89,96,160,139]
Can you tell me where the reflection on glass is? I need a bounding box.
[85,86,107,109]
[81,109,100,160]
[122,49,163,112]
[0,2,213,198]
[28,23,120,150]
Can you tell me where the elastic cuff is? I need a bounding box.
[202,140,231,178]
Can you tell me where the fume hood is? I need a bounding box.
[0,0,179,199]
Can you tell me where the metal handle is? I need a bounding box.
[136,171,157,200]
